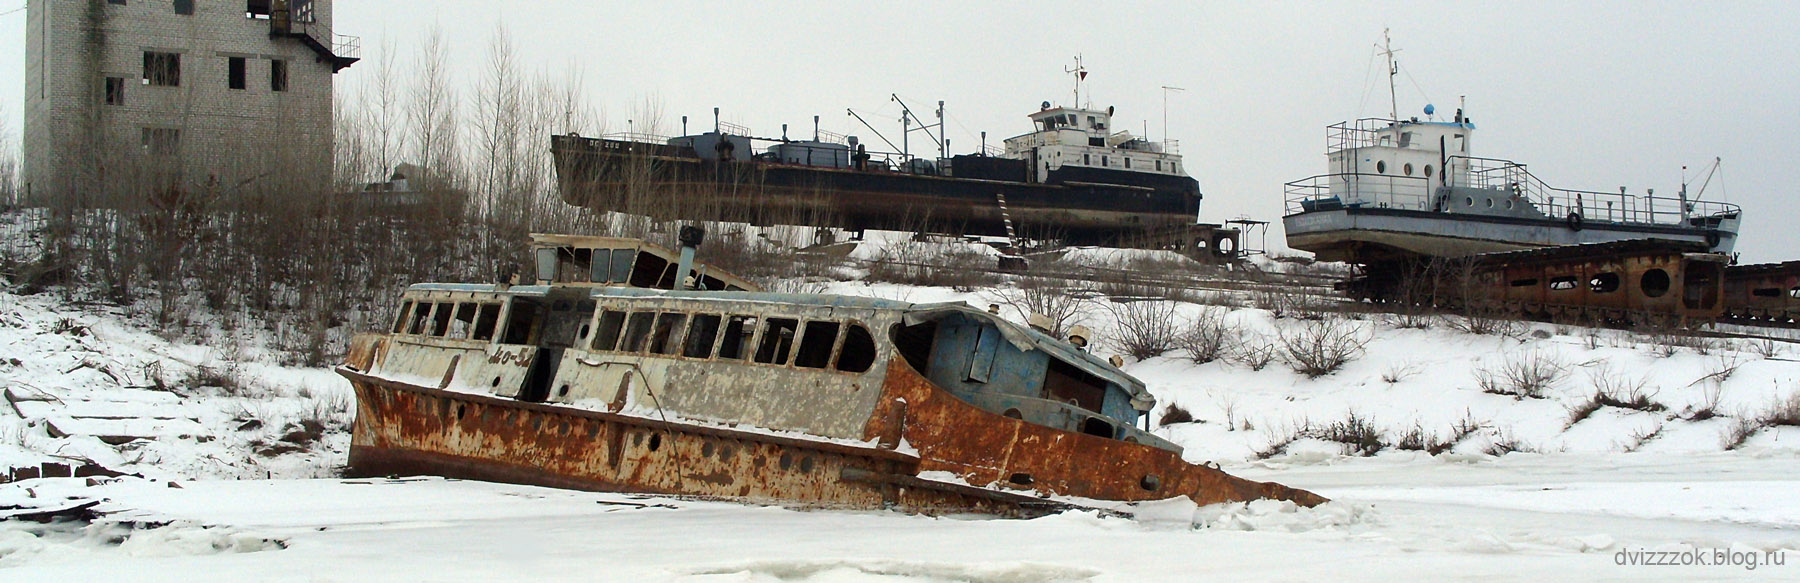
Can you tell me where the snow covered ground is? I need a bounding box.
[3,244,1798,580]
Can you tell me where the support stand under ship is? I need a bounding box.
[338,231,1323,516]
[551,72,1247,262]
[1280,35,1799,326]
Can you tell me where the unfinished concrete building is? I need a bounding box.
[23,0,357,202]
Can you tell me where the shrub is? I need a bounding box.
[1177,308,1233,364]
[1107,300,1181,360]
[1231,338,1278,371]
[1158,403,1195,426]
[1381,360,1421,384]
[1763,392,1800,427]
[1278,318,1368,378]
[1565,393,1604,428]
[985,274,1090,339]
[1475,350,1569,399]
[1316,411,1383,456]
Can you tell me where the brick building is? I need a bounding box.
[23,0,356,202]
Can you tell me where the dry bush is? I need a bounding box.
[1315,411,1383,456]
[1476,350,1569,400]
[1107,300,1181,360]
[1564,393,1605,428]
[1231,335,1279,371]
[1177,308,1234,364]
[1483,430,1534,456]
[1765,392,1800,427]
[1748,338,1785,359]
[1381,360,1422,384]
[1681,385,1725,421]
[1277,317,1368,378]
[1158,403,1195,426]
[1587,365,1664,412]
[984,273,1090,339]
[1394,412,1481,455]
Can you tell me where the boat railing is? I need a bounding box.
[1324,118,1400,153]
[1448,155,1741,226]
[1284,173,1433,214]
[719,121,752,136]
[1161,139,1180,156]
[601,131,673,145]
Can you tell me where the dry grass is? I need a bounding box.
[1476,350,1569,400]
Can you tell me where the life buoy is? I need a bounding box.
[1566,212,1584,232]
[1705,230,1721,248]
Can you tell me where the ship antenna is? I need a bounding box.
[1066,55,1087,108]
[1380,28,1401,121]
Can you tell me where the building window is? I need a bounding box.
[142,128,180,156]
[174,0,193,15]
[270,59,289,92]
[228,57,247,90]
[246,0,271,19]
[104,77,125,105]
[143,52,180,87]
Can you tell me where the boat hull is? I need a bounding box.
[340,351,1326,515]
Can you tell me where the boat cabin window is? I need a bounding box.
[628,252,670,288]
[430,302,455,336]
[648,313,687,355]
[1589,273,1621,294]
[392,301,414,333]
[754,318,800,365]
[1752,288,1781,298]
[450,303,479,339]
[718,316,758,360]
[1548,277,1579,291]
[620,312,656,352]
[407,302,432,335]
[473,303,501,341]
[535,248,558,283]
[609,250,636,283]
[1399,132,1413,148]
[838,324,876,373]
[589,249,615,283]
[794,321,841,369]
[500,298,543,345]
[683,314,723,358]
[592,310,627,351]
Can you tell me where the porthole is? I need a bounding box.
[1505,199,1515,210]
[1140,474,1162,492]
[1466,196,1475,207]
[1376,161,1387,174]
[1485,198,1494,208]
[1641,269,1671,298]
[1424,165,1434,177]
[1404,163,1414,176]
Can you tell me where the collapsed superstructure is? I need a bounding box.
[337,232,1323,515]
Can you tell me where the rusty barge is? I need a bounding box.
[337,233,1323,515]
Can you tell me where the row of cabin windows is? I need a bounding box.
[1076,152,1177,174]
[128,53,287,93]
[589,309,876,373]
[392,300,504,341]
[389,299,878,374]
[1373,160,1433,178]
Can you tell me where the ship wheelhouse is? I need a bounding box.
[1003,105,1187,184]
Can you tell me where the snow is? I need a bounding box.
[4,242,1800,580]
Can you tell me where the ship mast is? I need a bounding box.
[1381,29,1400,121]
[1066,55,1087,109]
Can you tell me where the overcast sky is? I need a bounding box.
[6,1,1797,262]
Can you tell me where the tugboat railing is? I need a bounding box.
[1284,173,1433,214]
[1446,155,1740,226]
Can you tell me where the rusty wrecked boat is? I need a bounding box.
[338,230,1324,515]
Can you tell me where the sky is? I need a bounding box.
[5,1,1798,262]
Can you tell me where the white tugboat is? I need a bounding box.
[1283,35,1740,265]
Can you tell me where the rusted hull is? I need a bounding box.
[864,359,1326,507]
[340,357,1325,514]
[341,368,1076,516]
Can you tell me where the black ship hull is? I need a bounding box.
[550,135,1215,249]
